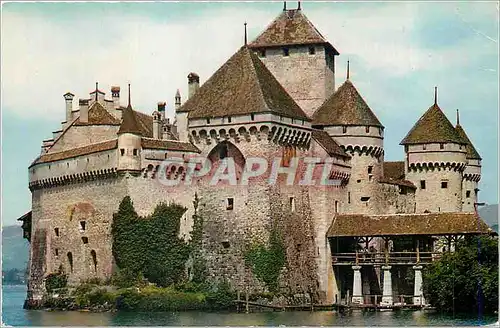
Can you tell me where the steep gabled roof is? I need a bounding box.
[400,103,465,145]
[312,80,383,127]
[141,138,200,153]
[118,105,143,135]
[74,102,120,126]
[248,9,339,54]
[181,46,309,121]
[455,124,481,160]
[383,161,405,181]
[311,129,349,158]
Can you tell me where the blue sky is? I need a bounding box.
[1,2,498,226]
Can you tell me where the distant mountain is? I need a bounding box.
[479,204,498,232]
[2,225,29,270]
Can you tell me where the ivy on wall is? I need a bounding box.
[244,221,286,292]
[111,196,191,287]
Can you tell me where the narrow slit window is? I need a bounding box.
[228,116,232,123]
[368,166,373,174]
[120,149,125,156]
[90,250,97,272]
[365,126,370,133]
[290,197,296,212]
[466,190,471,198]
[251,114,255,121]
[79,221,86,232]
[334,201,339,213]
[440,143,444,149]
[54,228,59,237]
[420,180,426,189]
[226,198,234,210]
[342,126,347,134]
[133,149,138,156]
[67,252,73,272]
[82,236,89,244]
[260,50,266,58]
[348,192,351,204]
[207,118,210,124]
[55,248,59,256]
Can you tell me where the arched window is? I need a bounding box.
[90,250,97,273]
[67,252,73,272]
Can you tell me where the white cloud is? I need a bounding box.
[1,3,497,122]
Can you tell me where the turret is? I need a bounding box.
[454,109,482,212]
[117,84,142,172]
[312,64,384,214]
[400,88,467,213]
[175,89,181,111]
[176,87,189,142]
[63,92,75,123]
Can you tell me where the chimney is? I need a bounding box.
[152,111,161,140]
[111,86,120,109]
[188,73,199,99]
[175,89,181,111]
[158,101,166,121]
[63,92,75,123]
[79,99,89,122]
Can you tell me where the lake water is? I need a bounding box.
[2,285,498,326]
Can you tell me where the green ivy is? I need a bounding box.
[189,193,207,284]
[45,266,68,293]
[111,196,191,287]
[244,221,286,292]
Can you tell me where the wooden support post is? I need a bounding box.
[384,238,389,264]
[237,290,241,313]
[416,239,420,263]
[355,251,359,265]
[245,287,249,313]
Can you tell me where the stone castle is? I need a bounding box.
[22,4,484,306]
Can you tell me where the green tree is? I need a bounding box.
[423,235,498,314]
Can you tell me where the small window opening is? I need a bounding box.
[226,198,234,210]
[82,236,89,244]
[207,118,210,124]
[423,144,426,150]
[133,149,138,156]
[120,148,125,156]
[283,48,289,56]
[348,192,351,204]
[368,166,373,174]
[165,153,168,159]
[399,187,407,195]
[342,126,347,134]
[365,126,370,133]
[334,201,339,213]
[420,180,426,189]
[260,50,266,58]
[228,116,232,123]
[441,181,448,189]
[55,248,59,256]
[290,197,296,212]
[251,114,255,121]
[357,179,361,183]
[222,240,230,249]
[308,47,315,55]
[361,196,370,202]
[91,250,97,272]
[219,143,228,159]
[67,163,69,167]
[79,221,86,232]
[466,190,471,198]
[54,228,59,237]
[440,143,444,149]
[369,175,373,182]
[67,252,73,272]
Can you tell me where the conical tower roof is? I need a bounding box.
[248,8,339,54]
[400,103,464,145]
[180,46,309,121]
[455,124,481,160]
[312,80,383,127]
[118,104,143,135]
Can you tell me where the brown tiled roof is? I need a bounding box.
[312,80,383,127]
[118,105,143,135]
[400,104,465,145]
[31,139,117,166]
[379,161,415,188]
[455,124,481,160]
[132,109,153,138]
[181,46,309,121]
[383,161,405,180]
[327,212,493,237]
[311,129,349,158]
[141,138,200,153]
[74,102,120,126]
[248,9,339,54]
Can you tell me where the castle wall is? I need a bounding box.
[48,126,119,153]
[28,176,128,301]
[374,183,416,214]
[255,45,335,118]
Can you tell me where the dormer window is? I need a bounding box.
[283,48,289,57]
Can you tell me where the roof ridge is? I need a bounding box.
[455,124,481,160]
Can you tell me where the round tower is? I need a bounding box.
[312,69,384,214]
[400,89,467,213]
[454,109,482,212]
[117,85,142,172]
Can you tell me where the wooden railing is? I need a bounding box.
[332,251,442,265]
[346,294,425,306]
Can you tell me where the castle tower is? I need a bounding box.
[248,3,339,117]
[312,68,384,214]
[400,89,467,213]
[117,85,142,171]
[454,110,482,212]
